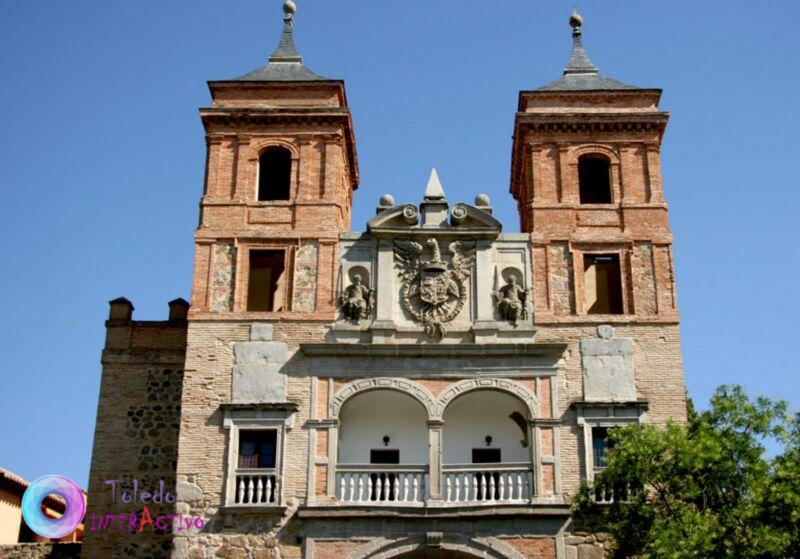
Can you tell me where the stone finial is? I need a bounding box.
[475,193,491,207]
[423,168,446,200]
[569,7,584,34]
[108,297,133,322]
[379,194,395,207]
[283,0,297,25]
[168,298,190,322]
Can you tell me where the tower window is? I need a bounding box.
[247,250,287,312]
[258,147,292,201]
[584,254,623,314]
[578,155,612,204]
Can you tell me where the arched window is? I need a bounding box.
[578,154,612,204]
[257,147,292,201]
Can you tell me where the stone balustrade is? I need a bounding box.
[233,470,279,505]
[443,463,532,504]
[336,465,428,505]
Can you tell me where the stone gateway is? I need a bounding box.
[83,5,687,559]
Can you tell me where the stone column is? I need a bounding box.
[427,419,444,502]
[530,421,542,500]
[326,422,339,499]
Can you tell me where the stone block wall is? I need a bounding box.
[0,543,82,559]
[168,319,685,559]
[81,300,188,559]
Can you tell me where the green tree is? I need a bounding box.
[573,385,799,559]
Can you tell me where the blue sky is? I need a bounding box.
[0,1,798,487]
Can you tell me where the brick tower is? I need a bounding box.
[190,1,358,320]
[511,9,677,324]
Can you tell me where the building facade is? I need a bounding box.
[83,5,686,559]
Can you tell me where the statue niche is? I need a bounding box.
[492,269,529,323]
[339,271,375,321]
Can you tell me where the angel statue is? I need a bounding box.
[339,273,374,321]
[493,274,529,323]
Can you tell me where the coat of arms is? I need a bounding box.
[394,238,475,337]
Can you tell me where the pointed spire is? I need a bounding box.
[269,1,303,63]
[424,168,446,200]
[233,0,326,81]
[563,7,598,75]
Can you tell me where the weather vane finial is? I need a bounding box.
[283,0,297,27]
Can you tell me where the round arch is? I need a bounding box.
[345,535,526,559]
[571,143,620,164]
[247,138,300,162]
[330,378,437,420]
[434,378,539,419]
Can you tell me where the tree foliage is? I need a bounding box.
[573,385,800,558]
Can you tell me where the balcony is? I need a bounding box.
[328,384,538,508]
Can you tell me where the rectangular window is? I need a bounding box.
[592,427,613,469]
[472,448,502,464]
[584,254,623,314]
[370,449,400,464]
[238,429,277,469]
[247,250,287,312]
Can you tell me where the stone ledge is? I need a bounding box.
[219,505,288,516]
[301,343,567,358]
[0,543,81,559]
[571,400,649,410]
[101,349,187,365]
[297,504,571,520]
[219,402,299,413]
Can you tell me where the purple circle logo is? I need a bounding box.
[21,475,85,539]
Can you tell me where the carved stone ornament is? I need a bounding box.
[339,273,374,321]
[492,273,529,323]
[394,238,475,337]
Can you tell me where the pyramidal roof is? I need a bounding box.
[537,9,640,92]
[234,0,328,82]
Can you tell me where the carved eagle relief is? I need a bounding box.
[393,238,476,337]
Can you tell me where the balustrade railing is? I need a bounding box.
[233,470,279,505]
[443,463,532,504]
[335,465,428,505]
[592,477,636,505]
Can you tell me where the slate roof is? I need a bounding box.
[536,11,640,92]
[233,16,328,82]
